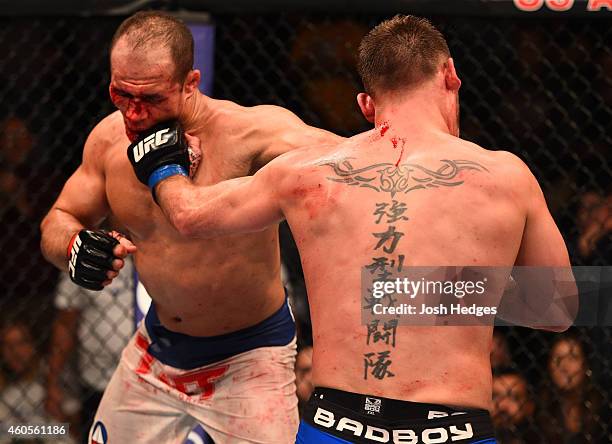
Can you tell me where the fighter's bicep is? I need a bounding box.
[52,163,109,228]
[515,174,570,266]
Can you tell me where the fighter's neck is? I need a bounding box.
[374,96,454,138]
[180,91,213,135]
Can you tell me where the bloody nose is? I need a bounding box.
[125,100,147,122]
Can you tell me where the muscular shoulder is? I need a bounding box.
[275,132,362,170]
[225,101,301,122]
[83,111,126,161]
[452,139,531,179]
[488,150,537,187]
[445,138,538,196]
[261,142,329,172]
[209,99,339,169]
[212,99,304,134]
[261,142,340,198]
[248,104,305,126]
[475,147,543,206]
[257,141,331,178]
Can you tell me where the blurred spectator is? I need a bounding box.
[0,114,58,316]
[491,329,513,372]
[0,116,35,217]
[46,259,135,442]
[492,368,538,444]
[0,320,77,444]
[576,191,611,263]
[538,332,604,443]
[0,114,59,220]
[294,345,313,418]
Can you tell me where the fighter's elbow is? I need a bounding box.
[540,293,579,333]
[39,215,53,259]
[40,212,50,236]
[40,237,49,263]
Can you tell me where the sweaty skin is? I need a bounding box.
[40,40,342,336]
[154,63,575,411]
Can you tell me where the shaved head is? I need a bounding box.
[111,11,194,83]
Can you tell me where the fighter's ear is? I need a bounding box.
[444,58,461,92]
[357,92,375,123]
[184,69,201,96]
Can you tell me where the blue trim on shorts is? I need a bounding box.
[296,422,352,443]
[295,422,498,444]
[145,297,295,369]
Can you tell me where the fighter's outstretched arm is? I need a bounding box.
[155,162,284,238]
[497,153,577,332]
[513,158,572,269]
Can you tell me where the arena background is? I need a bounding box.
[0,0,610,442]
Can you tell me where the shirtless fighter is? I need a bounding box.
[130,15,577,443]
[40,11,341,444]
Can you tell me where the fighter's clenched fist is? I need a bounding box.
[68,229,135,290]
[127,120,193,200]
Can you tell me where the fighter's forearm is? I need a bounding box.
[156,175,258,238]
[40,208,86,271]
[156,175,219,238]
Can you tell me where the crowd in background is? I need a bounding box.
[0,12,610,444]
[489,331,607,443]
[0,278,609,443]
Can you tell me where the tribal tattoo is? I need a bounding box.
[321,158,489,198]
[322,158,488,380]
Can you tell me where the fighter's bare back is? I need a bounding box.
[156,121,572,411]
[260,133,496,410]
[276,128,569,411]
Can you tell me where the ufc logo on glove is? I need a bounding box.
[132,127,175,162]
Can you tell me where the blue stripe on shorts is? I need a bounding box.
[295,421,353,443]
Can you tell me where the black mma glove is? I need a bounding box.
[126,120,190,200]
[67,229,119,291]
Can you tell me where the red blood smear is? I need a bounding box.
[391,137,398,149]
[380,122,390,137]
[395,140,406,167]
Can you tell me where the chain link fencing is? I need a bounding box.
[0,9,610,444]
